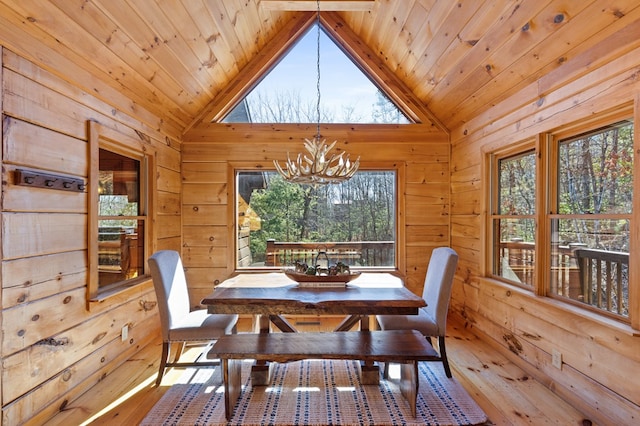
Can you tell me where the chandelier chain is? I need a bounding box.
[272,0,360,186]
[315,0,321,139]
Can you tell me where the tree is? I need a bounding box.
[371,90,409,124]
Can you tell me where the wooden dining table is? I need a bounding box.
[202,272,425,330]
[201,272,426,384]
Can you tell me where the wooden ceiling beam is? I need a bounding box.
[261,1,375,11]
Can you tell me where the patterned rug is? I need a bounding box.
[141,359,488,426]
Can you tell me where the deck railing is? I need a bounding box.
[265,239,394,268]
[500,240,629,316]
[265,238,628,316]
[573,248,629,315]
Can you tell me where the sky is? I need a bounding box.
[247,23,381,122]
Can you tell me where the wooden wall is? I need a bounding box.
[181,122,451,306]
[0,48,181,424]
[448,23,640,425]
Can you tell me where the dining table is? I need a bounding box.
[201,271,426,384]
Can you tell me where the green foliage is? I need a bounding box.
[496,120,633,251]
[241,171,396,264]
[558,122,633,216]
[499,151,536,216]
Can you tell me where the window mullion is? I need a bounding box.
[536,133,551,296]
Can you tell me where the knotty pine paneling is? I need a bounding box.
[2,287,157,405]
[448,27,640,425]
[181,161,227,183]
[3,117,87,175]
[1,51,177,424]
[2,212,86,260]
[156,191,181,216]
[5,314,159,426]
[182,225,228,248]
[182,123,451,294]
[2,251,86,310]
[182,204,228,226]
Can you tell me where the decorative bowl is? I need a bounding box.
[283,270,361,284]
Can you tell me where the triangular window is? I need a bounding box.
[223,23,410,124]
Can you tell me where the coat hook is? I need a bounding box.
[15,169,84,192]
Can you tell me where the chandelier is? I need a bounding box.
[273,0,359,185]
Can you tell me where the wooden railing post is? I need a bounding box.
[265,239,276,266]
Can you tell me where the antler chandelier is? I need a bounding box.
[273,0,359,185]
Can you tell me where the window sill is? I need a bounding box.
[541,295,640,337]
[89,275,153,305]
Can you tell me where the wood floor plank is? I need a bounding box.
[446,322,588,425]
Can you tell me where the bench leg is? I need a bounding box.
[399,361,418,417]
[251,315,273,385]
[357,316,380,385]
[223,358,242,421]
[359,361,380,385]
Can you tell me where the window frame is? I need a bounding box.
[486,107,637,328]
[487,139,540,290]
[230,161,405,274]
[87,121,156,302]
[546,114,634,321]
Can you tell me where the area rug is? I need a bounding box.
[141,359,488,426]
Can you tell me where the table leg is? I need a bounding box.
[269,315,297,332]
[334,314,362,331]
[251,315,273,385]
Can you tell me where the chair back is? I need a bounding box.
[422,247,459,336]
[148,250,191,340]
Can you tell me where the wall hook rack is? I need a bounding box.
[15,169,86,192]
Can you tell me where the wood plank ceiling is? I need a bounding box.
[0,0,638,135]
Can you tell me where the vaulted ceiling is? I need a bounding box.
[0,0,637,136]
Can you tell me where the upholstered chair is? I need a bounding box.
[148,250,238,386]
[377,247,459,377]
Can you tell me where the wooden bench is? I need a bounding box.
[207,329,439,420]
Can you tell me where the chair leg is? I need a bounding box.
[173,342,185,363]
[438,336,452,378]
[156,341,170,386]
[383,361,390,379]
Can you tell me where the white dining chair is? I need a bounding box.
[148,250,238,386]
[376,247,459,378]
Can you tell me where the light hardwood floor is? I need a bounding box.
[43,316,591,426]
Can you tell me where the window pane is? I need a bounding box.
[498,151,536,215]
[237,171,396,268]
[551,120,632,318]
[550,219,629,317]
[558,121,633,215]
[492,150,536,287]
[98,148,144,288]
[493,218,535,286]
[99,149,140,216]
[223,24,410,124]
[98,219,144,287]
